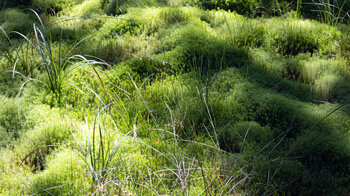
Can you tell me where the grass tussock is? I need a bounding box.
[0,1,350,195]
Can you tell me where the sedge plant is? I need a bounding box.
[311,0,348,26]
[68,80,137,193]
[296,0,303,18]
[12,10,104,105]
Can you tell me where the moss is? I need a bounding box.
[158,7,189,24]
[289,130,350,195]
[0,9,34,38]
[220,121,273,153]
[1,2,350,195]
[29,149,90,195]
[18,121,72,170]
[264,18,340,55]
[158,24,249,73]
[0,98,26,147]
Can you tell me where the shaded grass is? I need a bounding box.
[1,3,350,196]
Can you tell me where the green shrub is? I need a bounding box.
[297,57,350,101]
[181,0,294,16]
[51,66,102,108]
[319,103,350,135]
[0,126,7,146]
[103,63,137,95]
[144,73,197,104]
[216,14,267,47]
[0,69,24,96]
[181,0,349,20]
[102,7,161,37]
[47,28,81,43]
[102,0,163,15]
[250,50,350,102]
[103,0,123,15]
[313,72,347,100]
[257,0,293,16]
[210,67,243,94]
[12,12,106,106]
[57,0,104,16]
[171,93,209,136]
[210,0,258,15]
[208,68,256,126]
[142,73,216,137]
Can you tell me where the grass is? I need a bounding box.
[0,1,350,195]
[312,0,349,26]
[9,10,108,105]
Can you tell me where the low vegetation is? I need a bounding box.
[0,0,350,195]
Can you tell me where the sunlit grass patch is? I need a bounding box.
[264,17,340,55]
[1,1,350,195]
[28,148,90,195]
[0,148,33,195]
[18,121,72,171]
[0,97,27,147]
[59,0,104,16]
[157,23,249,73]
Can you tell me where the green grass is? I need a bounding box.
[0,1,350,195]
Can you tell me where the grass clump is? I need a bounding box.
[253,92,313,135]
[0,98,26,147]
[272,25,319,55]
[158,7,189,24]
[0,149,32,195]
[232,23,266,47]
[1,1,350,195]
[18,121,72,171]
[290,130,350,195]
[265,19,339,55]
[182,0,259,16]
[107,18,146,36]
[11,11,106,106]
[300,0,350,25]
[158,24,249,73]
[0,9,34,38]
[249,49,350,102]
[217,15,267,47]
[220,121,273,153]
[28,148,90,195]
